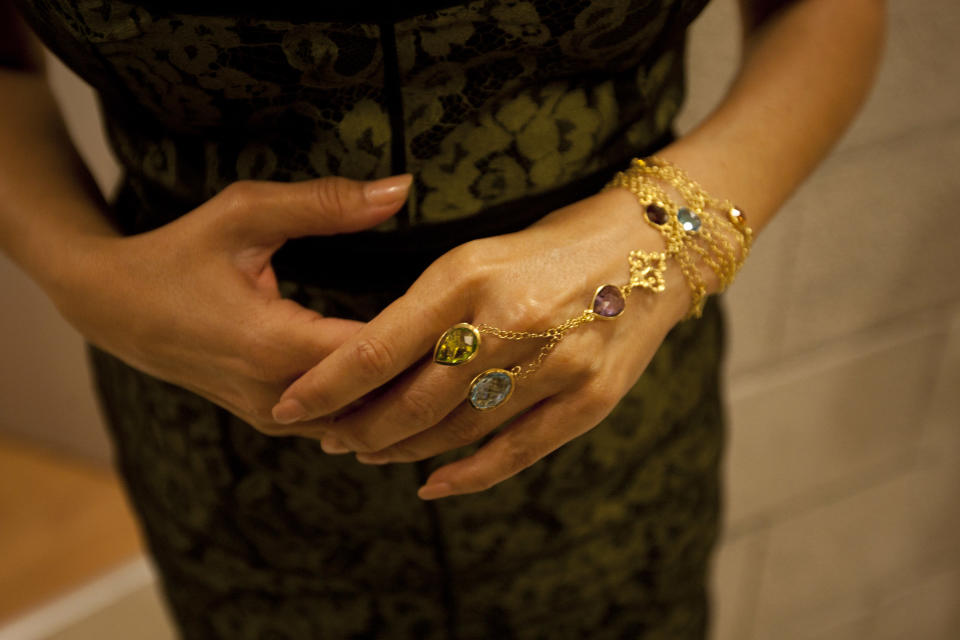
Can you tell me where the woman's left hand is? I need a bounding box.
[271,187,695,499]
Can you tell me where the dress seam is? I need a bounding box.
[379,19,411,229]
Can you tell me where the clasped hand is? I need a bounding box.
[53,174,413,437]
[272,185,690,500]
[59,172,689,500]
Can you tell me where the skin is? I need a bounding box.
[0,0,884,500]
[272,0,887,499]
[0,5,413,437]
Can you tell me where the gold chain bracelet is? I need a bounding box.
[432,156,753,411]
[605,157,753,318]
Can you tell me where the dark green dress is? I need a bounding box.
[17,0,725,637]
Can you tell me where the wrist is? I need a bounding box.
[9,197,118,294]
[596,187,698,326]
[35,226,122,320]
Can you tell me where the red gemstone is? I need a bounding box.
[593,285,626,318]
[645,204,668,225]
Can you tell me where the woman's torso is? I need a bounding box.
[17,0,708,236]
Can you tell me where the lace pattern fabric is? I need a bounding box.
[15,0,725,637]
[89,289,725,639]
[17,0,708,228]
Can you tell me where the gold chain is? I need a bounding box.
[440,156,754,409]
[476,309,597,379]
[473,248,668,378]
[604,157,753,318]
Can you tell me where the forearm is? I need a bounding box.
[0,66,118,295]
[659,0,885,234]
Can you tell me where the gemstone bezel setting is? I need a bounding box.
[677,207,702,232]
[644,203,668,225]
[591,284,626,319]
[729,206,747,226]
[434,322,481,366]
[468,368,516,411]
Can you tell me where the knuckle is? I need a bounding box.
[455,244,493,289]
[385,442,423,462]
[354,336,395,380]
[575,382,621,416]
[309,177,352,218]
[504,442,538,474]
[545,348,592,384]
[433,240,488,290]
[220,180,258,212]
[399,387,440,426]
[497,292,553,330]
[210,181,263,239]
[342,429,376,453]
[298,389,333,418]
[444,414,487,445]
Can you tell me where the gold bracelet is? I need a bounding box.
[432,156,753,411]
[604,157,753,318]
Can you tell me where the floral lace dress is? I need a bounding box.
[16,0,725,637]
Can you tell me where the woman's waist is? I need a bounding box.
[109,131,673,293]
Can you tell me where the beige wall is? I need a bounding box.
[0,54,118,463]
[679,2,960,638]
[0,0,957,637]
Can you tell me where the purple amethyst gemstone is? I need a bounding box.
[592,285,626,318]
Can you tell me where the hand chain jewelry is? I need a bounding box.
[606,157,754,318]
[433,156,753,411]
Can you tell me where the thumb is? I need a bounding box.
[224,174,412,245]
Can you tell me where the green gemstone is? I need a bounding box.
[434,324,480,365]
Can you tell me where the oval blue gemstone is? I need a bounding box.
[469,370,515,411]
[678,207,702,232]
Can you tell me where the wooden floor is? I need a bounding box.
[0,434,143,623]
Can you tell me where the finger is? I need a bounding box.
[415,392,611,500]
[350,371,564,461]
[309,335,545,452]
[218,174,412,245]
[308,355,481,453]
[271,286,464,423]
[188,376,335,440]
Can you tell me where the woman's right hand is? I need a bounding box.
[49,174,412,436]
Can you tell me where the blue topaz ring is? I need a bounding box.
[434,322,517,411]
[468,368,516,411]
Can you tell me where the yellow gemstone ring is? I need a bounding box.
[433,323,481,366]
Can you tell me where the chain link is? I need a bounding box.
[476,309,596,378]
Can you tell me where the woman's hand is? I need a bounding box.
[51,174,412,436]
[271,187,696,498]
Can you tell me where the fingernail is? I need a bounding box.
[272,398,307,424]
[364,174,412,206]
[417,482,452,500]
[321,435,351,454]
